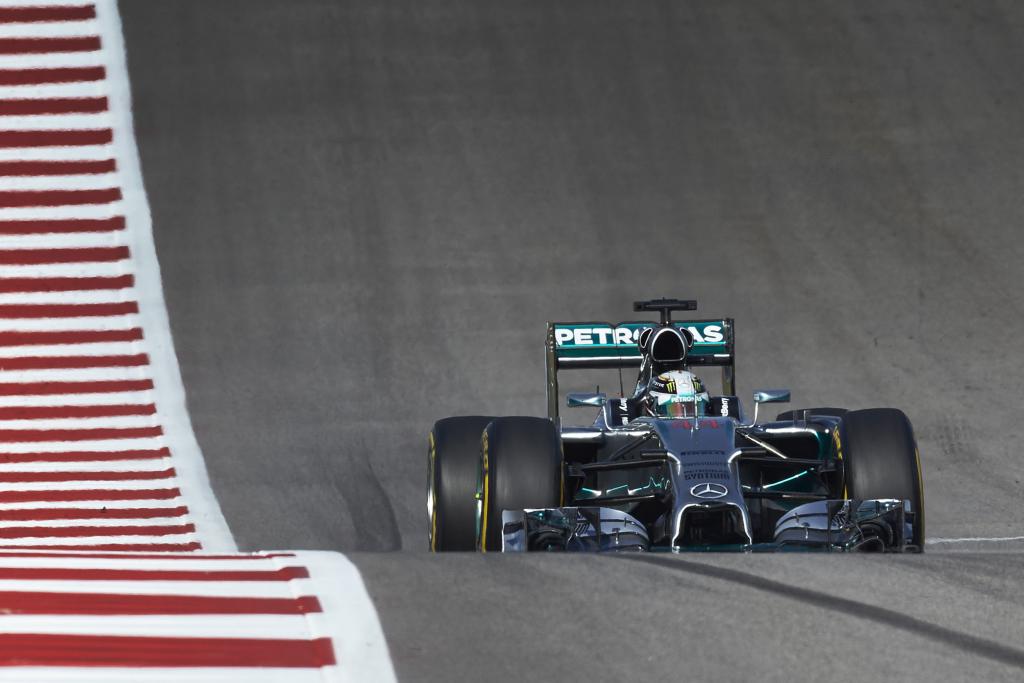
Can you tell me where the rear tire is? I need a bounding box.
[428,416,494,551]
[478,417,563,552]
[839,408,925,550]
[776,407,848,421]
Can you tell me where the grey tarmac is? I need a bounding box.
[119,1,1024,680]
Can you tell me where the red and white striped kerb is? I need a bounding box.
[0,2,394,680]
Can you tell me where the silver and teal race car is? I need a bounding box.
[428,299,924,553]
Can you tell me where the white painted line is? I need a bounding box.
[0,438,166,454]
[0,80,106,100]
[0,236,129,253]
[0,146,115,163]
[0,516,188,529]
[0,262,130,278]
[0,342,144,359]
[0,458,170,473]
[0,233,129,250]
[0,615,312,638]
[0,53,105,70]
[926,535,1024,544]
[0,518,192,532]
[0,21,102,41]
[0,202,125,222]
[0,554,293,570]
[0,367,149,383]
[0,499,184,511]
[0,113,111,131]
[0,317,139,332]
[0,173,121,191]
[0,391,154,408]
[0,414,159,430]
[0,532,197,547]
[0,0,98,5]
[0,668,329,683]
[0,480,178,492]
[0,579,295,598]
[0,290,139,307]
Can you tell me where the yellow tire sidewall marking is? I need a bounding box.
[428,431,437,552]
[832,428,847,499]
[479,430,490,553]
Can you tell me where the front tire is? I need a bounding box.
[429,416,494,551]
[838,408,925,550]
[478,417,563,552]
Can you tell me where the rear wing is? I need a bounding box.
[545,319,735,419]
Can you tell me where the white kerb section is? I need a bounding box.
[94,1,235,550]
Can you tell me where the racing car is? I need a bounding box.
[428,298,925,552]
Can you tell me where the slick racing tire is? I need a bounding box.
[429,416,494,551]
[838,408,925,551]
[477,417,563,552]
[776,407,848,421]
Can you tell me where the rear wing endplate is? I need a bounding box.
[545,319,735,419]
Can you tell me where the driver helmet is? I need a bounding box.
[647,370,709,418]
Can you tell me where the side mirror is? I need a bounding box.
[753,389,791,404]
[567,392,607,408]
[749,389,790,425]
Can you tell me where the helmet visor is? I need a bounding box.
[654,395,697,418]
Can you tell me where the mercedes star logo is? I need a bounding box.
[690,482,728,499]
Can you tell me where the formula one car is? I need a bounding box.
[428,299,925,553]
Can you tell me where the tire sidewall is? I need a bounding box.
[479,417,562,551]
[839,408,925,549]
[429,416,494,551]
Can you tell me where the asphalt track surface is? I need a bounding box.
[120,2,1024,681]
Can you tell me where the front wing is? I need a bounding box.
[501,499,910,552]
